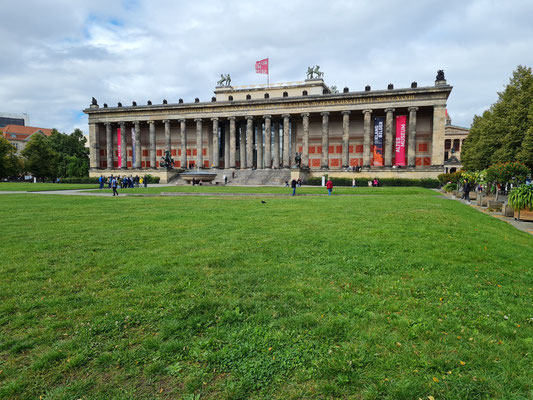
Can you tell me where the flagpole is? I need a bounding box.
[267,57,269,87]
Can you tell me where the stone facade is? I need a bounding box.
[84,74,452,182]
[444,112,470,173]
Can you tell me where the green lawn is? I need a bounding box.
[100,185,431,196]
[0,189,531,399]
[0,182,98,191]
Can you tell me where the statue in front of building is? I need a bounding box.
[436,70,445,81]
[294,152,302,168]
[217,74,232,86]
[160,150,174,169]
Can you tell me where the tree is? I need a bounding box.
[484,161,530,201]
[461,65,533,171]
[0,136,22,179]
[49,128,89,177]
[21,134,58,181]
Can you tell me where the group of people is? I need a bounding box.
[368,178,380,187]
[99,175,148,196]
[289,178,334,196]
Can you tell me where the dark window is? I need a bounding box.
[283,92,288,97]
[228,96,233,101]
[302,90,308,96]
[264,93,269,99]
[246,94,251,100]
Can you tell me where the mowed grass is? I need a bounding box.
[99,185,429,196]
[0,189,531,399]
[0,182,98,191]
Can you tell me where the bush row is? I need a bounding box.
[303,177,440,188]
[59,175,161,184]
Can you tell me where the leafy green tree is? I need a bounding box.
[21,134,58,181]
[0,136,22,179]
[49,128,89,177]
[461,65,533,171]
[484,161,530,200]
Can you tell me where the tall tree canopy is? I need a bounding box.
[461,65,533,171]
[49,128,89,177]
[21,133,58,181]
[0,136,22,179]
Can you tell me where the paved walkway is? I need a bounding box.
[439,191,533,236]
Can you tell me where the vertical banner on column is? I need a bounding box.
[373,117,384,166]
[117,128,122,168]
[131,127,136,166]
[395,115,407,166]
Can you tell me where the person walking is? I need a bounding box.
[291,179,297,196]
[99,175,104,189]
[463,179,471,204]
[326,178,333,196]
[112,176,119,196]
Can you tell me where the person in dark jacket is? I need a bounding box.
[291,179,297,196]
[463,179,471,203]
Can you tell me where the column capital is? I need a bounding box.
[162,119,170,124]
[281,114,290,119]
[211,117,219,122]
[363,109,373,115]
[341,111,351,116]
[320,111,330,116]
[246,115,254,121]
[262,114,272,119]
[434,104,447,109]
[301,112,310,118]
[134,121,140,127]
[228,116,236,121]
[104,122,111,127]
[195,118,202,122]
[385,108,395,113]
[179,118,186,123]
[148,120,155,125]
[120,121,126,126]
[408,106,419,112]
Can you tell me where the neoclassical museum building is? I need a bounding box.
[84,70,452,183]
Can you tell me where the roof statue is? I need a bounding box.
[306,65,324,80]
[91,97,98,106]
[217,74,232,86]
[436,70,445,81]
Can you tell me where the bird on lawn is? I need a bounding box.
[261,201,267,204]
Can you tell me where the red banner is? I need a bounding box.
[255,58,268,74]
[117,128,122,168]
[395,115,407,166]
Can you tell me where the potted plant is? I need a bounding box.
[508,184,533,221]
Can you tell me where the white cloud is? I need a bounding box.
[0,0,532,133]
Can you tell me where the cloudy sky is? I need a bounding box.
[1,0,532,134]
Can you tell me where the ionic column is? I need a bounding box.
[363,110,372,167]
[229,117,236,168]
[432,105,446,166]
[120,122,127,169]
[408,107,418,167]
[212,118,219,168]
[134,121,141,169]
[301,113,310,168]
[342,111,351,168]
[273,119,280,168]
[180,119,187,169]
[263,115,272,169]
[224,120,230,168]
[282,114,290,168]
[149,121,156,169]
[384,108,395,167]
[89,122,98,170]
[163,119,171,154]
[195,118,203,167]
[246,116,254,168]
[256,121,263,169]
[105,122,113,170]
[321,112,330,169]
[239,121,246,169]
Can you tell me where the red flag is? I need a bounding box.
[255,58,268,74]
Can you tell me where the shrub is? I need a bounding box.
[303,177,439,188]
[508,184,533,210]
[443,182,457,192]
[60,177,99,184]
[144,174,160,184]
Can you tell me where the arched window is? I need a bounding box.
[283,91,288,97]
[302,90,308,96]
[246,94,251,100]
[264,93,269,99]
[228,95,233,101]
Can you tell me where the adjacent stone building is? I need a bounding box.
[1,125,53,154]
[444,111,469,173]
[84,71,452,183]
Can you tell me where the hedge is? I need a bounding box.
[59,175,160,184]
[303,177,440,188]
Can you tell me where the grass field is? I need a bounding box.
[0,188,531,399]
[0,182,98,191]
[99,185,428,196]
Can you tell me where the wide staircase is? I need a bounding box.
[168,169,291,186]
